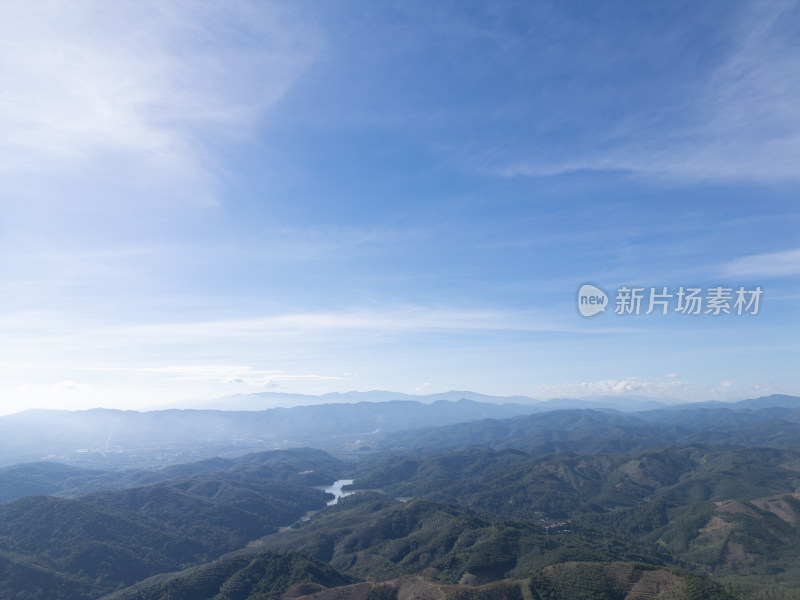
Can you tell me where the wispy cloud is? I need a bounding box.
[532,377,774,402]
[534,377,689,399]
[496,2,800,182]
[94,305,623,348]
[0,0,320,203]
[722,247,800,278]
[0,305,609,374]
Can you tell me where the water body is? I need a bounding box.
[278,479,356,532]
[323,479,354,506]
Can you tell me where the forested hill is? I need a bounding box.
[0,447,343,504]
[0,448,347,599]
[2,396,800,598]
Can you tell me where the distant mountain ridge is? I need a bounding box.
[171,388,791,412]
[662,393,800,411]
[171,389,690,411]
[169,389,543,410]
[377,397,800,454]
[0,394,796,469]
[0,398,540,467]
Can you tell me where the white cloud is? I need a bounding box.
[722,248,800,278]
[532,377,784,403]
[88,306,574,346]
[0,0,320,202]
[0,303,637,379]
[534,377,689,399]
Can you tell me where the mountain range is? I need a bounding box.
[168,390,683,411]
[2,393,800,598]
[2,393,795,469]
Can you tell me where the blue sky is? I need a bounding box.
[0,0,798,413]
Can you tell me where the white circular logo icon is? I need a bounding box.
[577,284,608,317]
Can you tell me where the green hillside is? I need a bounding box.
[2,406,800,599]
